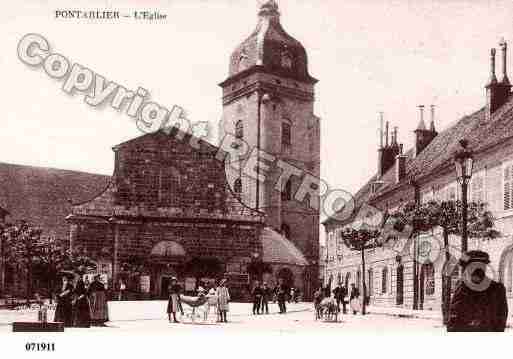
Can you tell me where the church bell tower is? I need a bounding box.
[219,1,321,292]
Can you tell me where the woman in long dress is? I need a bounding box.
[72,277,91,328]
[216,279,230,323]
[205,288,218,322]
[53,276,73,327]
[88,275,109,326]
[349,283,361,315]
[167,277,183,323]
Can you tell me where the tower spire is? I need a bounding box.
[258,0,280,18]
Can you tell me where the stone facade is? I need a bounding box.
[69,131,265,300]
[219,0,321,298]
[324,40,513,313]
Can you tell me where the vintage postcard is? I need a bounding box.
[1,0,512,356]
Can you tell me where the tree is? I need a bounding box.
[1,220,96,302]
[2,221,43,302]
[388,200,498,320]
[340,226,381,315]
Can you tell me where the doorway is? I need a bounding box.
[161,276,172,299]
[396,265,404,305]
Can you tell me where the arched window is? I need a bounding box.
[282,121,291,148]
[281,179,292,201]
[159,167,181,205]
[235,120,244,139]
[281,223,291,239]
[381,267,388,294]
[423,262,435,296]
[233,178,242,196]
[337,273,342,285]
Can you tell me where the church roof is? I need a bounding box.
[0,162,110,238]
[261,227,309,266]
[226,1,317,84]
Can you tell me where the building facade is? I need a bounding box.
[324,40,513,312]
[1,1,319,300]
[219,0,321,298]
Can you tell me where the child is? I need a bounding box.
[205,288,218,322]
[216,279,230,323]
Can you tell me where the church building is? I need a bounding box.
[0,1,321,300]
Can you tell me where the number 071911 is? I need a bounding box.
[25,343,55,351]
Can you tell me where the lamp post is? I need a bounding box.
[454,139,474,253]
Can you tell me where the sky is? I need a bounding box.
[1,0,513,243]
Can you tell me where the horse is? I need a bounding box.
[315,296,339,322]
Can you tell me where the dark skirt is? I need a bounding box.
[54,301,73,327]
[167,294,182,314]
[73,297,92,328]
[89,291,109,324]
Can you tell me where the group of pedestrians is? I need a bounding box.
[251,278,292,315]
[314,282,362,315]
[166,277,231,323]
[53,274,109,328]
[251,281,271,315]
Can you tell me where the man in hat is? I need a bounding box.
[261,282,271,314]
[251,281,263,315]
[447,250,508,332]
[167,277,184,323]
[277,278,289,314]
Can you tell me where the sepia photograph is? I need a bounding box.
[1,0,512,356]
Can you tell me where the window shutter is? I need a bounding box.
[505,166,511,210]
[472,177,484,203]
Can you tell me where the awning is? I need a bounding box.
[260,227,309,266]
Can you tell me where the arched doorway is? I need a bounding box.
[441,256,460,324]
[419,262,435,310]
[278,267,295,289]
[499,245,513,294]
[150,241,187,298]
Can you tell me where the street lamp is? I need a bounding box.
[453,139,474,253]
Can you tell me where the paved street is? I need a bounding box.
[0,301,473,334]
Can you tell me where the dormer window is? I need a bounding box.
[235,120,244,140]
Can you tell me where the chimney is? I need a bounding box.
[395,144,407,184]
[487,41,511,120]
[430,105,437,133]
[392,126,398,145]
[414,105,437,157]
[377,113,402,178]
[500,38,510,86]
[377,113,385,178]
[385,121,389,147]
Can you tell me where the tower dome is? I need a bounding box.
[227,1,317,83]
